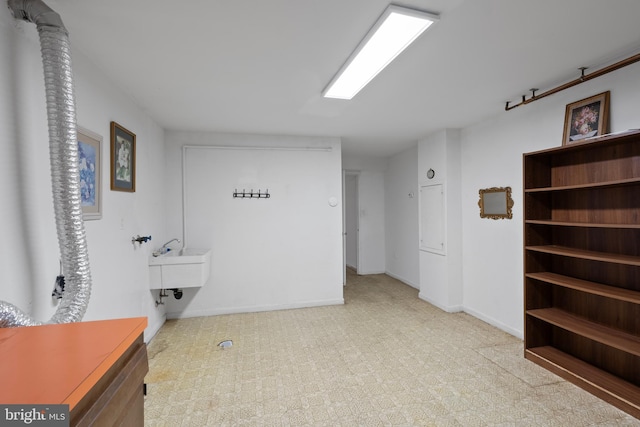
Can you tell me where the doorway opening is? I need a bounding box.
[343,171,359,282]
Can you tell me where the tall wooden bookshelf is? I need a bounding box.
[523,130,640,419]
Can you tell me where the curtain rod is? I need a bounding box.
[183,145,332,152]
[505,50,640,111]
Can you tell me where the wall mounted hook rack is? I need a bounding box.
[233,189,270,199]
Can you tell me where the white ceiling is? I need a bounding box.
[45,0,640,158]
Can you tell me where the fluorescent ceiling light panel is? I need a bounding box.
[323,5,439,100]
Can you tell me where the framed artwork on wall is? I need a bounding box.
[562,91,610,145]
[110,121,136,192]
[77,126,102,220]
[478,186,514,220]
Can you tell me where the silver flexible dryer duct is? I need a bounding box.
[1,0,92,327]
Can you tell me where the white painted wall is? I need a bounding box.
[162,132,344,318]
[383,63,640,339]
[417,130,463,311]
[342,155,386,275]
[0,11,167,340]
[460,62,640,338]
[384,146,419,288]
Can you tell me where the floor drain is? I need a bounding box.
[218,340,233,349]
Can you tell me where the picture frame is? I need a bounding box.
[478,187,514,220]
[562,91,610,146]
[77,126,102,220]
[110,121,136,192]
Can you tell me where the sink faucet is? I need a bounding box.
[153,238,181,256]
[161,238,181,249]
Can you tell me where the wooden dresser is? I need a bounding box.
[0,317,148,426]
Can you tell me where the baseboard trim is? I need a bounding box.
[418,292,462,313]
[356,269,386,275]
[144,314,167,343]
[385,271,419,289]
[166,298,345,319]
[417,294,522,339]
[462,306,523,339]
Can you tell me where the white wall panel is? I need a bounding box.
[163,133,343,317]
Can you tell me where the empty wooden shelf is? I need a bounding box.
[523,130,640,419]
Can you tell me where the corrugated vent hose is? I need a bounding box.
[1,0,92,327]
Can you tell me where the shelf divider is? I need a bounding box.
[527,308,640,356]
[525,177,640,192]
[525,245,640,266]
[525,346,640,418]
[526,272,640,303]
[525,220,640,229]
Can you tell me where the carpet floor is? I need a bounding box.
[144,271,637,426]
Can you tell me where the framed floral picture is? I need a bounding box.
[110,121,136,192]
[77,126,102,220]
[562,91,610,145]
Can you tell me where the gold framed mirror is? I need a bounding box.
[478,187,514,219]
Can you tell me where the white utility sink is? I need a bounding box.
[149,248,211,289]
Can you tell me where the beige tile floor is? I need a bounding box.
[144,271,639,426]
